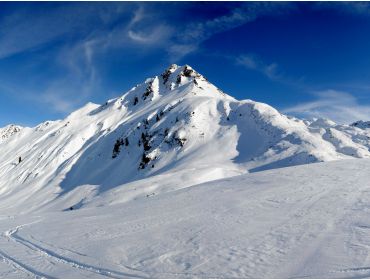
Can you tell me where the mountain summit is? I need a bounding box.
[1,65,370,212]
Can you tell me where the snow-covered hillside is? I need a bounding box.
[2,159,370,278]
[1,64,370,213]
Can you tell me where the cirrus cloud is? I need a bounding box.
[283,90,370,124]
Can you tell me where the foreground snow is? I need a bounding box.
[1,159,370,278]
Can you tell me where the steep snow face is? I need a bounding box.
[1,64,370,212]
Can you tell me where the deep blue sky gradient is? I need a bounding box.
[1,2,370,126]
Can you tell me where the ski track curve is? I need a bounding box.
[0,248,52,279]
[2,221,146,279]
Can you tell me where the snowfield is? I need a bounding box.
[1,159,370,278]
[1,64,370,278]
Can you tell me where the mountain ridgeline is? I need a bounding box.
[1,64,370,212]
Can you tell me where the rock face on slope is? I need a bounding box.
[0,124,22,141]
[351,120,370,129]
[1,64,370,212]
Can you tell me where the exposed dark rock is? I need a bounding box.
[133,97,139,105]
[183,66,193,77]
[112,138,124,158]
[139,153,151,169]
[176,75,182,84]
[161,65,176,84]
[142,82,153,100]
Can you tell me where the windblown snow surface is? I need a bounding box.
[1,65,370,278]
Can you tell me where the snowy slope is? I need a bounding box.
[1,159,370,278]
[1,64,370,213]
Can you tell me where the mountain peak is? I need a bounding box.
[166,63,179,71]
[161,64,199,85]
[158,64,211,93]
[112,64,222,109]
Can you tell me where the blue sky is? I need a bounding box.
[1,2,370,126]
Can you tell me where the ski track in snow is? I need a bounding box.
[0,220,51,279]
[0,248,52,279]
[1,220,145,279]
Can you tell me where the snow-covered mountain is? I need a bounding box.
[1,64,370,213]
[3,65,370,278]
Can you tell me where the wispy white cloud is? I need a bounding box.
[314,2,370,15]
[169,2,296,58]
[39,93,77,114]
[0,3,295,63]
[42,38,103,113]
[0,36,104,115]
[235,53,370,124]
[0,3,137,115]
[236,54,281,80]
[283,89,370,124]
[0,77,83,115]
[0,3,131,59]
[128,5,145,27]
[183,2,291,42]
[128,25,173,45]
